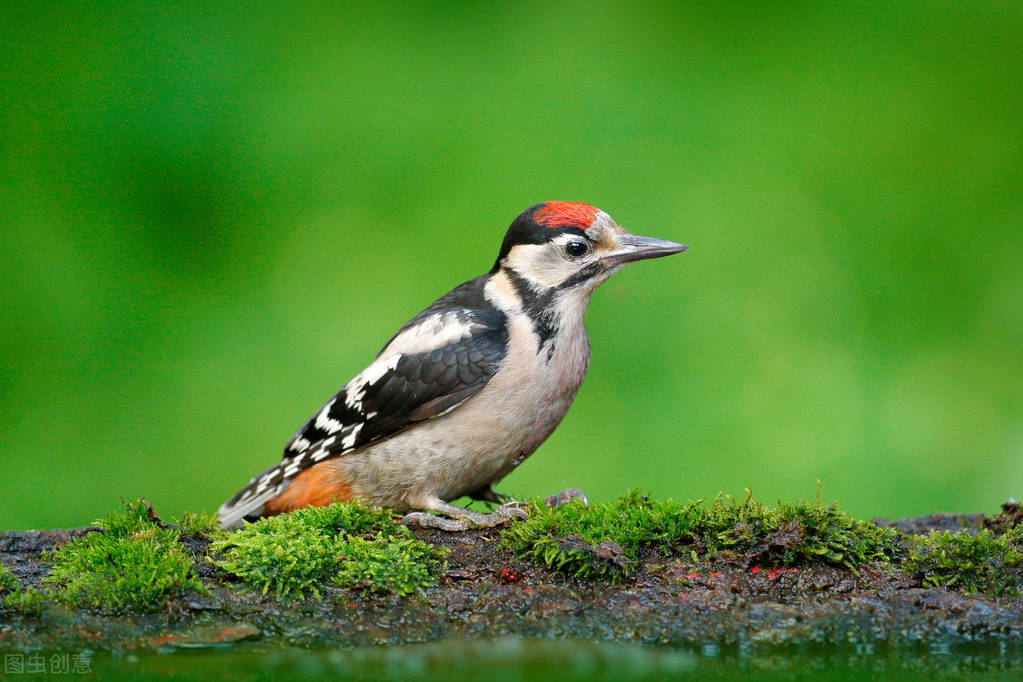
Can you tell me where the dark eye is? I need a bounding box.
[565,241,589,258]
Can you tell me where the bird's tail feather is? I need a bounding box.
[217,461,287,530]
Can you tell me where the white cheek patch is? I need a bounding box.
[504,242,579,289]
[502,243,545,277]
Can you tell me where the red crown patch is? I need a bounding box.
[533,202,599,230]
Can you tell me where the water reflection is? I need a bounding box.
[84,638,1023,681]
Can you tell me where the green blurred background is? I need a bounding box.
[1,1,1020,530]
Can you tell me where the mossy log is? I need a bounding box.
[1,499,1021,654]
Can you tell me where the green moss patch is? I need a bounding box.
[172,510,225,538]
[903,526,1023,596]
[0,563,16,593]
[2,560,45,616]
[210,501,447,597]
[2,587,46,616]
[44,499,207,613]
[500,491,702,580]
[501,490,901,582]
[2,563,39,615]
[698,492,901,568]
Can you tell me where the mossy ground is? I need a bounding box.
[43,499,208,613]
[210,501,447,597]
[4,493,1021,619]
[502,491,1023,593]
[0,562,16,593]
[500,490,902,582]
[0,562,45,615]
[902,522,1023,596]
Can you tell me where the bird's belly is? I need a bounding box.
[339,328,590,510]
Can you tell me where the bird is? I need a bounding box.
[218,202,687,531]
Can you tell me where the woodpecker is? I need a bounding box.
[218,202,687,531]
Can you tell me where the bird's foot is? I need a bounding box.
[545,487,589,508]
[402,500,529,531]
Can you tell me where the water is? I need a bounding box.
[61,638,1023,681]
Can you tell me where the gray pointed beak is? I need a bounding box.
[606,234,688,265]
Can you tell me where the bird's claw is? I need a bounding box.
[401,500,529,531]
[545,488,589,509]
[500,501,530,520]
[401,512,473,531]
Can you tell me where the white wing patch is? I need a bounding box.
[380,311,476,358]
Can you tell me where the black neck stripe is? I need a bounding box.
[502,267,559,357]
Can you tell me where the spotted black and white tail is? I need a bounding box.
[217,461,290,529]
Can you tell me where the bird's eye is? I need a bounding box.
[565,241,589,258]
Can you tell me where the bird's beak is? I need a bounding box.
[604,234,688,265]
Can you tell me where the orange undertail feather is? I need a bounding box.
[263,459,354,516]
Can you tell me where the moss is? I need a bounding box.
[502,490,901,582]
[1,562,45,616]
[336,534,449,596]
[699,492,901,569]
[3,588,46,616]
[0,563,16,593]
[210,501,447,597]
[172,510,225,538]
[903,526,1023,596]
[44,499,206,613]
[501,491,705,580]
[19,491,1023,610]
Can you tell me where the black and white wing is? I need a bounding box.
[218,276,508,527]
